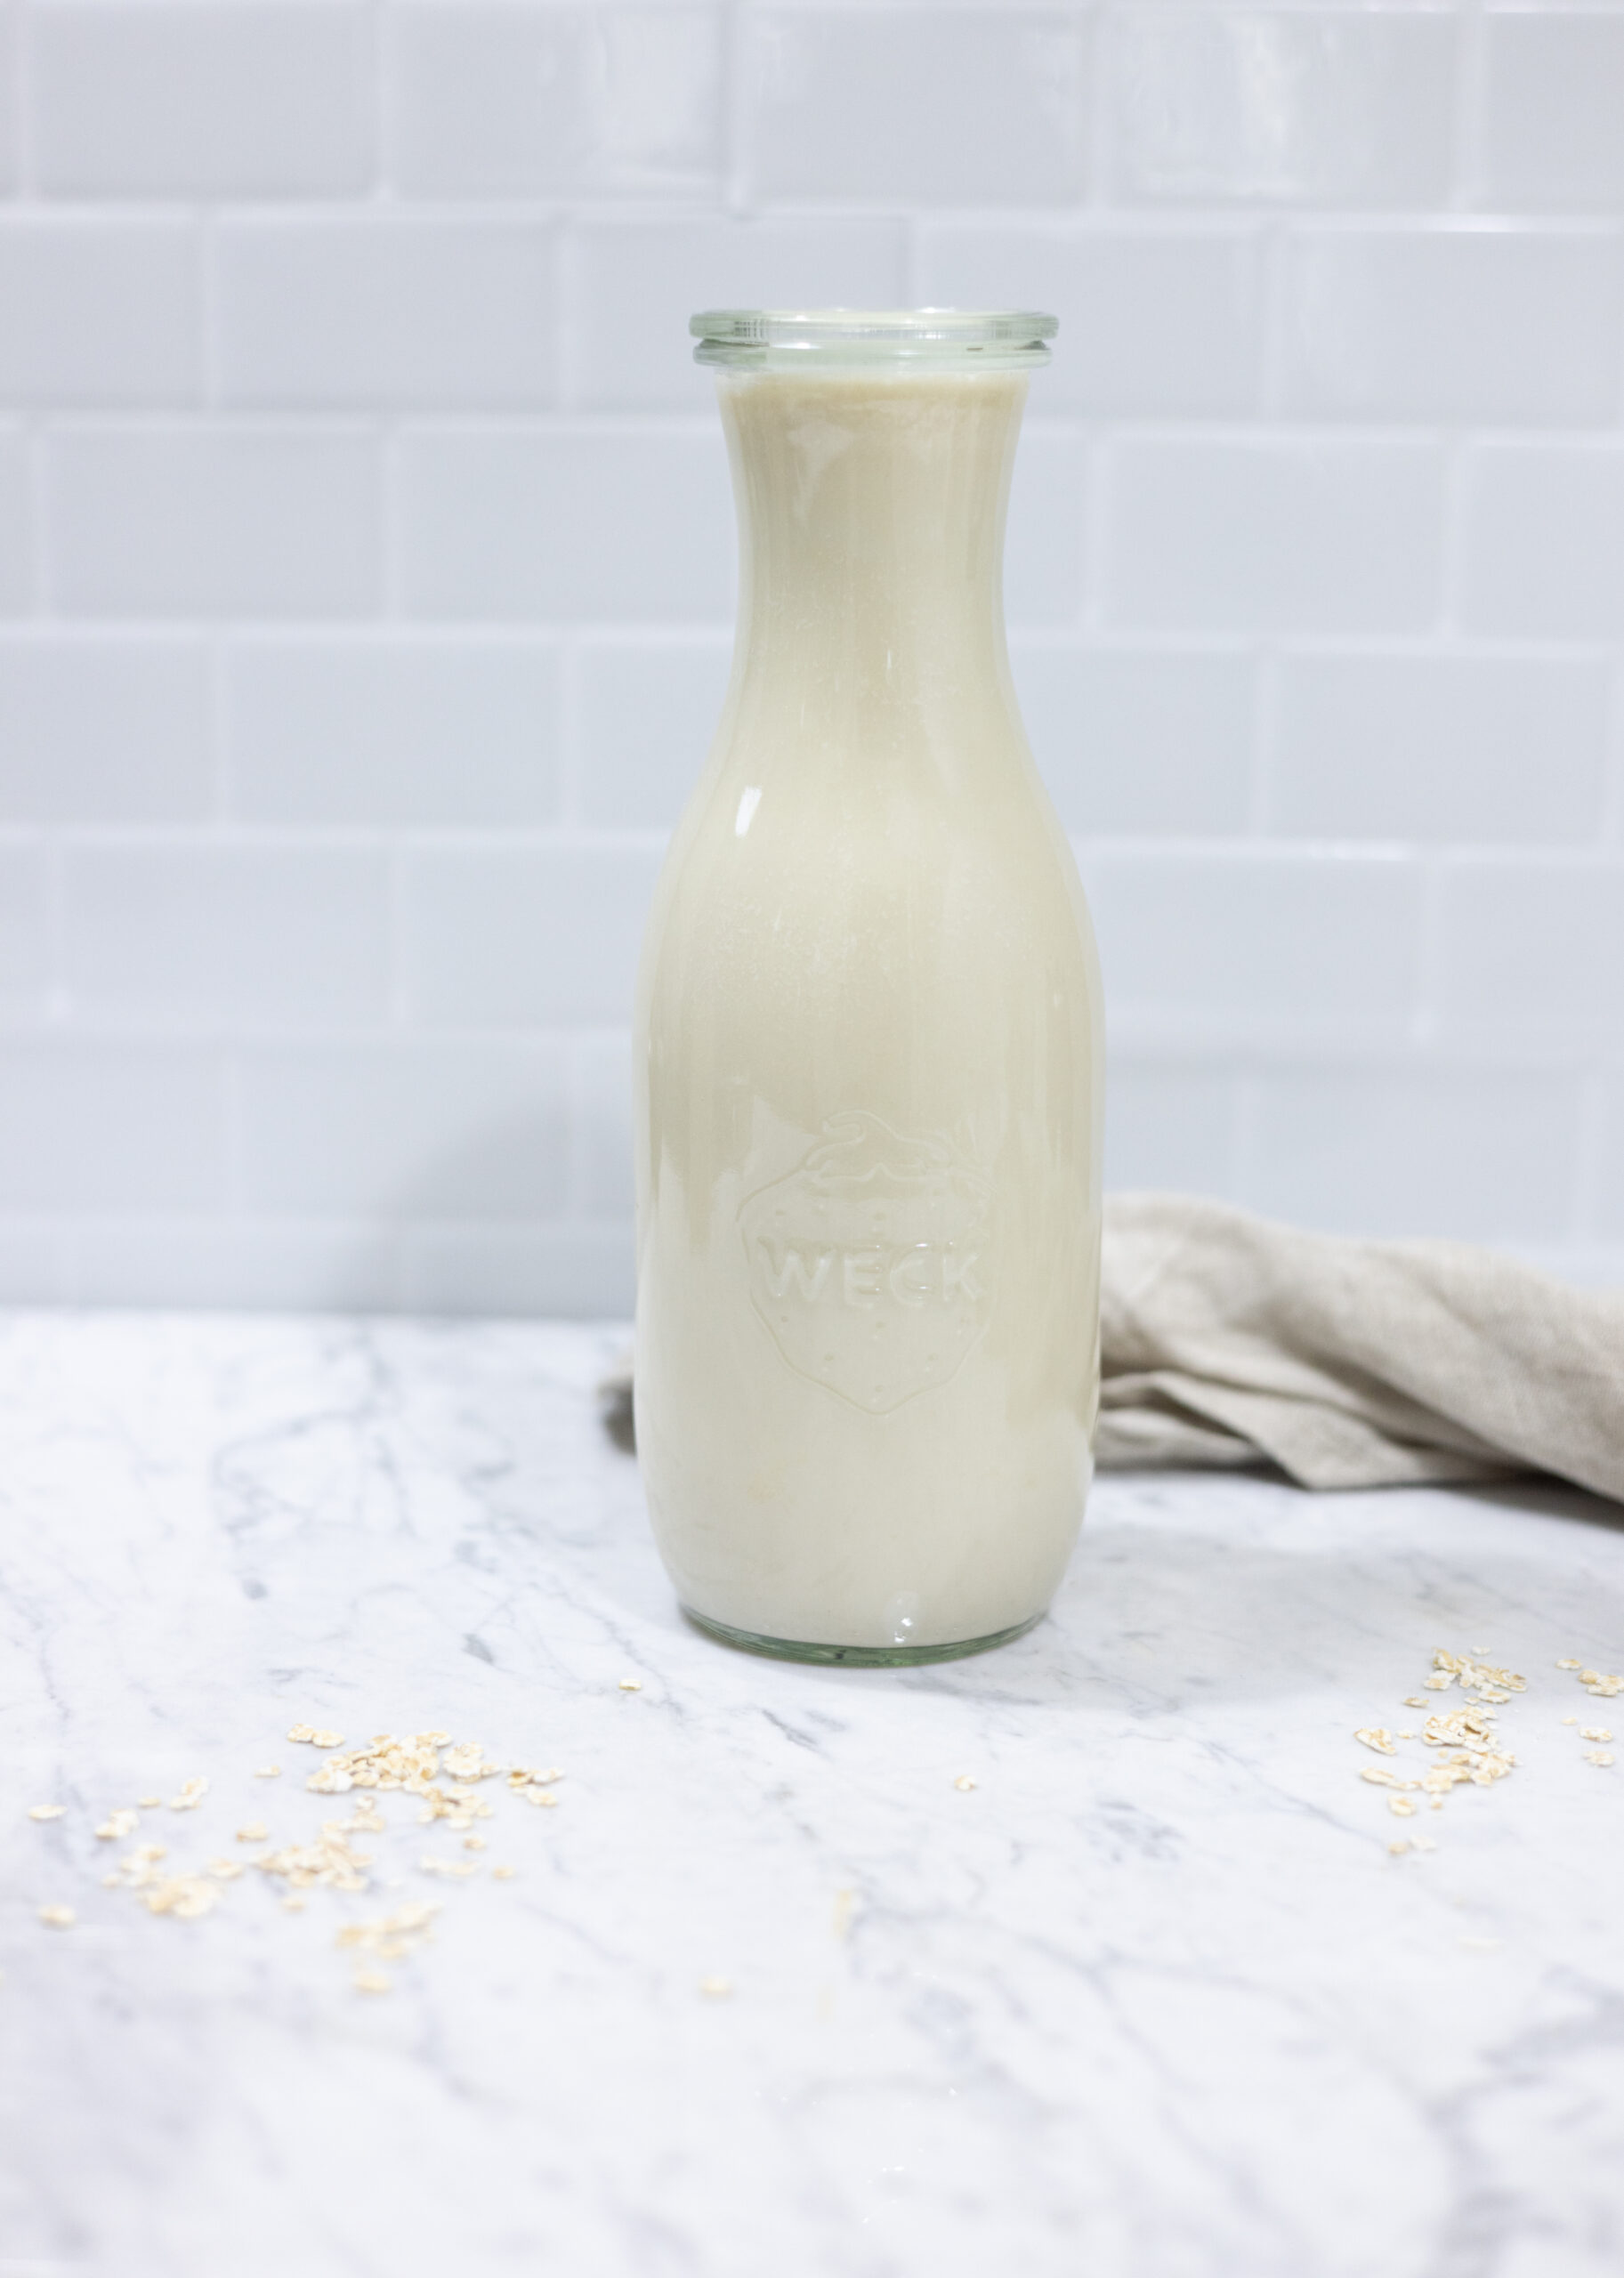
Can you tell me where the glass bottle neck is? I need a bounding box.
[716,368,1028,745]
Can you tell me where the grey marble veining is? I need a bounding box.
[2,1312,1622,2278]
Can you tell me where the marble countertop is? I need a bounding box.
[3,1312,1623,2278]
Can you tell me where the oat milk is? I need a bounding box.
[634,328,1103,1655]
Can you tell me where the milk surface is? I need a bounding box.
[634,363,1103,1651]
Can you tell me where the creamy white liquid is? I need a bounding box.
[634,364,1103,1650]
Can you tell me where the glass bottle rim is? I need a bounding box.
[691,307,1057,371]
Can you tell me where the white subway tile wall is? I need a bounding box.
[0,844,48,1010]
[216,219,560,410]
[0,11,16,198]
[387,7,725,200]
[0,425,29,610]
[1104,438,1447,634]
[1481,14,1624,214]
[45,426,382,617]
[394,428,732,619]
[223,637,562,827]
[60,843,393,1029]
[0,635,213,820]
[0,220,203,406]
[0,1,1619,1312]
[1107,11,1458,209]
[31,5,377,200]
[744,12,1091,206]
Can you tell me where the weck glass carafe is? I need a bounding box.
[633,309,1103,1663]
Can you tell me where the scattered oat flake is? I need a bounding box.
[282,1895,307,1912]
[138,1797,160,1809]
[1423,1708,1503,1754]
[699,1976,731,1999]
[1388,1839,1412,1855]
[1418,1741,1515,1794]
[303,1732,444,1797]
[1563,1716,1579,1726]
[440,1743,498,1781]
[1433,1649,1525,1693]
[416,1779,495,1828]
[236,1822,268,1843]
[310,1731,343,1749]
[1585,1750,1615,1768]
[1580,1726,1613,1743]
[1402,1696,1428,1709]
[168,1778,207,1811]
[27,1805,65,1822]
[38,1904,75,1929]
[953,1773,977,1790]
[256,1825,370,1894]
[255,1765,281,1779]
[153,1880,221,1919]
[287,1725,317,1744]
[1355,1728,1396,1755]
[207,1857,245,1880]
[336,1901,439,1963]
[491,1865,516,1881]
[1556,1659,1582,1670]
[95,1808,139,1842]
[1361,1765,1419,1789]
[1389,1796,1417,1818]
[105,1844,222,1917]
[463,1836,487,1852]
[618,1677,642,1692]
[520,1788,560,1810]
[111,1842,166,1873]
[1424,1674,1452,1691]
[353,1970,392,1995]
[1582,1671,1622,1699]
[419,1855,479,1879]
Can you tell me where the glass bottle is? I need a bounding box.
[633,310,1103,1664]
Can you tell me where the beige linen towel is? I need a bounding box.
[1099,1193,1624,1500]
[602,1194,1624,1500]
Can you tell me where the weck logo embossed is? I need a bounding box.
[739,1111,994,1412]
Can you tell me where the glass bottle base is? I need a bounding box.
[681,1606,1044,1667]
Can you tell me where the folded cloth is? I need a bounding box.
[600,1195,1624,1501]
[1099,1193,1624,1499]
